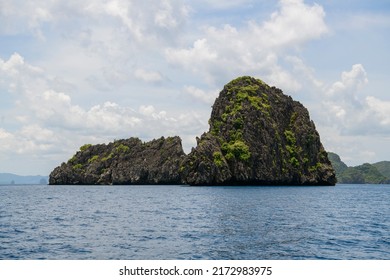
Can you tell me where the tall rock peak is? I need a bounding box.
[180,76,336,185]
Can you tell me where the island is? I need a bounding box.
[328,152,390,184]
[49,76,336,186]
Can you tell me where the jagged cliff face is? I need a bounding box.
[180,76,336,185]
[49,137,185,185]
[49,76,336,186]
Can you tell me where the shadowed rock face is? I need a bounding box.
[180,76,336,186]
[49,76,336,186]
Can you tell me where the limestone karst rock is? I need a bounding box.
[49,76,336,186]
[49,137,185,185]
[180,76,336,186]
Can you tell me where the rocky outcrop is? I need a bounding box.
[50,76,336,186]
[180,76,336,185]
[49,137,185,185]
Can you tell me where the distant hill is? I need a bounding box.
[328,152,390,184]
[0,173,48,185]
[372,161,390,179]
[327,152,348,175]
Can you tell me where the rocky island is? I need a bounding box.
[49,76,336,186]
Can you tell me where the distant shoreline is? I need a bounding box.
[0,173,48,185]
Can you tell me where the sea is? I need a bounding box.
[0,184,389,260]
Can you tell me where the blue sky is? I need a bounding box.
[0,0,389,175]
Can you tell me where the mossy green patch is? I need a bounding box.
[213,152,224,167]
[221,140,251,161]
[72,163,83,170]
[115,144,130,153]
[284,128,300,168]
[88,155,99,163]
[309,162,322,172]
[80,144,92,152]
[101,152,114,162]
[68,155,77,164]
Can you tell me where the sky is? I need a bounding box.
[0,0,389,175]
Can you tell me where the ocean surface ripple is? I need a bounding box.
[1,184,389,259]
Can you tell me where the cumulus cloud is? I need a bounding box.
[1,0,388,173]
[285,56,323,88]
[184,86,219,104]
[1,0,189,37]
[318,64,390,136]
[0,0,333,174]
[261,0,328,48]
[0,128,13,141]
[166,38,218,80]
[327,64,368,96]
[0,0,190,89]
[2,0,328,94]
[0,0,53,37]
[155,0,182,28]
[365,97,390,127]
[194,0,254,10]
[0,52,206,174]
[134,69,164,83]
[0,53,43,81]
[165,0,328,90]
[0,53,142,135]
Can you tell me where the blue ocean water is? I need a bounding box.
[0,184,389,260]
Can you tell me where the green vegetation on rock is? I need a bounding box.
[72,163,83,171]
[80,144,92,152]
[213,152,224,167]
[88,155,99,163]
[221,140,251,161]
[115,143,130,153]
[284,131,298,158]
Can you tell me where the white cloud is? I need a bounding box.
[194,0,254,10]
[261,0,328,48]
[365,96,390,126]
[1,0,389,174]
[102,0,144,41]
[166,38,218,73]
[139,105,156,116]
[134,69,164,83]
[155,0,178,28]
[318,64,390,138]
[0,53,43,79]
[0,125,57,156]
[0,52,209,173]
[265,65,302,92]
[0,0,53,36]
[18,87,143,135]
[0,0,191,96]
[138,105,173,122]
[327,64,368,96]
[286,56,323,88]
[165,0,328,89]
[0,128,13,140]
[0,0,189,37]
[320,65,367,127]
[184,86,219,104]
